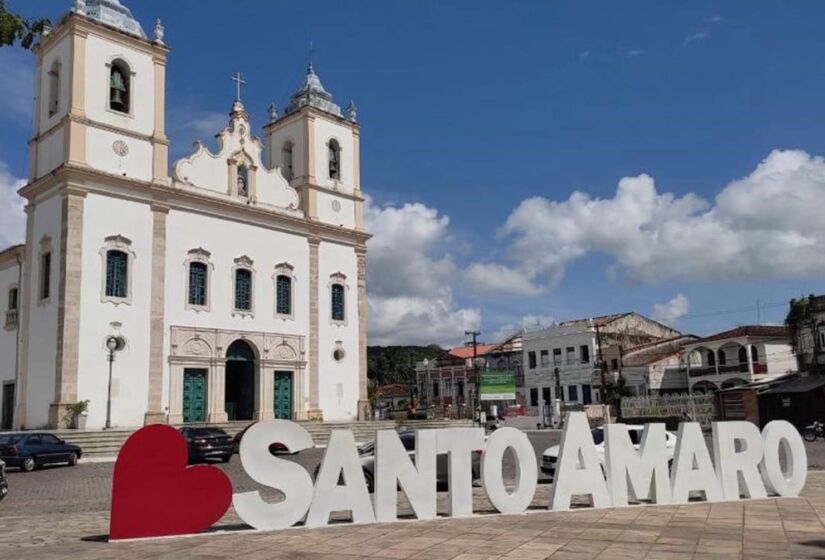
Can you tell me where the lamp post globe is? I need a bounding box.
[106,336,119,352]
[104,335,122,429]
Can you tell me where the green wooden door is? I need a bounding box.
[183,368,207,423]
[273,371,292,419]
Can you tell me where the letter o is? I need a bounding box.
[481,427,538,514]
[760,420,807,497]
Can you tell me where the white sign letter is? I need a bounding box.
[374,430,437,522]
[306,430,376,528]
[670,422,722,503]
[760,420,807,497]
[436,427,485,517]
[481,427,538,514]
[549,412,611,510]
[233,419,314,531]
[712,421,767,500]
[604,423,672,506]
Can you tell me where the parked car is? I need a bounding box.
[0,432,82,472]
[315,430,483,493]
[232,423,290,455]
[0,459,7,501]
[541,425,677,479]
[179,427,233,464]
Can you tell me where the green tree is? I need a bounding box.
[0,1,50,50]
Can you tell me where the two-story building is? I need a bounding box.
[415,331,524,412]
[620,335,698,396]
[682,325,796,392]
[787,295,825,374]
[522,313,680,413]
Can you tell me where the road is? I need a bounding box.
[3,430,825,517]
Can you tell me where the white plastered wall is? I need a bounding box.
[75,192,153,428]
[317,241,359,420]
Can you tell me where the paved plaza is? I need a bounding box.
[3,430,825,559]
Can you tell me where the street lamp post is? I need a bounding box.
[105,335,124,430]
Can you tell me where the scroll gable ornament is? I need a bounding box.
[108,413,807,541]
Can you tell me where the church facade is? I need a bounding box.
[0,0,370,430]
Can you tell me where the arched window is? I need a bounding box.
[717,349,726,366]
[48,60,61,117]
[234,268,252,311]
[751,345,759,363]
[276,275,292,316]
[188,262,208,307]
[331,283,345,321]
[328,139,341,180]
[738,346,748,364]
[237,164,249,197]
[282,141,294,181]
[707,350,716,367]
[109,60,130,113]
[105,250,128,298]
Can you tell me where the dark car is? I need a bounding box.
[0,432,82,472]
[0,459,7,501]
[232,423,290,455]
[179,427,233,464]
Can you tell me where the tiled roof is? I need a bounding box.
[622,335,699,366]
[694,325,788,344]
[376,384,412,399]
[447,344,498,359]
[559,313,631,328]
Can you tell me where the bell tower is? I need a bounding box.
[264,63,364,231]
[29,0,170,185]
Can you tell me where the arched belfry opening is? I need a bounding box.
[225,339,256,421]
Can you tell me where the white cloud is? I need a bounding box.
[652,293,689,325]
[683,31,710,46]
[182,112,228,139]
[0,162,26,249]
[625,49,644,58]
[0,50,35,124]
[464,263,542,297]
[579,50,591,61]
[500,150,825,285]
[365,199,480,346]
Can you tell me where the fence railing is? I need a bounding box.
[620,392,716,428]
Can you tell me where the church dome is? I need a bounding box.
[77,0,146,38]
[284,63,342,118]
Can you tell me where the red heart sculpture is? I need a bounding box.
[109,424,233,540]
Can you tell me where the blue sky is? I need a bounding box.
[3,1,825,346]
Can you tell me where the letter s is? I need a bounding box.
[233,419,314,531]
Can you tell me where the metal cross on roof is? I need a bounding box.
[232,72,247,102]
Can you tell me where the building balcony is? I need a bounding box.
[688,362,767,377]
[4,309,17,330]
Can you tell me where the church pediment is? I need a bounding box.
[172,100,301,214]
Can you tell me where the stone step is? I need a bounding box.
[46,419,474,458]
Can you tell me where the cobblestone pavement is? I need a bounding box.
[4,433,825,558]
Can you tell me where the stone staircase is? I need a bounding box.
[49,418,474,458]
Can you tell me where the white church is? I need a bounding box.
[0,0,370,430]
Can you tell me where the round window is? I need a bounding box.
[333,348,346,362]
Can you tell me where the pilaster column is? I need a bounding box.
[15,205,36,428]
[256,364,273,421]
[167,364,183,425]
[49,189,86,428]
[152,55,170,185]
[356,246,369,420]
[206,361,228,423]
[144,203,168,424]
[746,344,755,377]
[306,236,322,420]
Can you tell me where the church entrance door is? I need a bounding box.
[273,371,292,419]
[225,340,256,421]
[182,369,207,423]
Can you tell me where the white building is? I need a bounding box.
[0,1,369,429]
[522,313,680,413]
[620,335,698,396]
[681,326,796,392]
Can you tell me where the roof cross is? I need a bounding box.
[231,72,247,102]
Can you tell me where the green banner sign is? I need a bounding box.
[479,370,516,401]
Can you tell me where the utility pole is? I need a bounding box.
[465,330,481,418]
